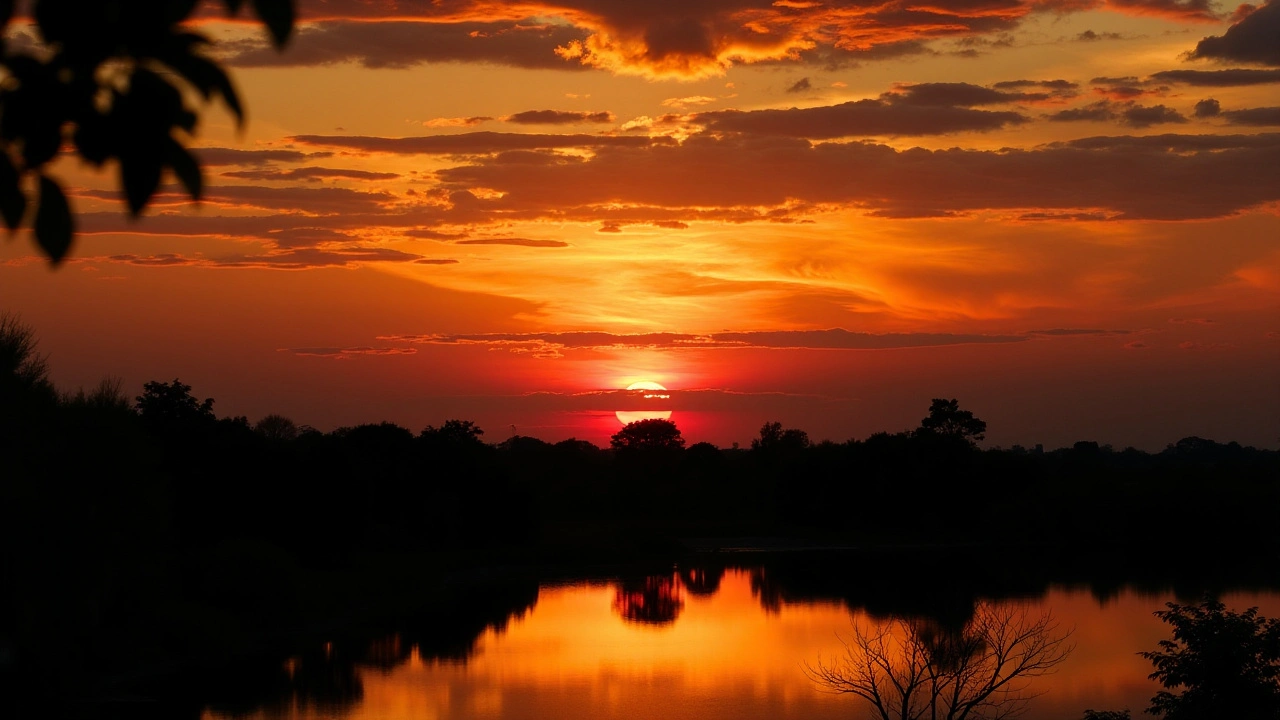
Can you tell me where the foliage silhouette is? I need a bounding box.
[420,418,486,448]
[918,398,987,445]
[751,420,811,452]
[254,413,299,442]
[1141,599,1280,719]
[61,375,131,413]
[679,566,725,596]
[806,602,1073,720]
[612,575,684,625]
[0,311,52,403]
[135,377,215,428]
[0,0,295,264]
[610,418,686,451]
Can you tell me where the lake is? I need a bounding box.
[202,558,1280,720]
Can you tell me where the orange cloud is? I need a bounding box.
[422,116,495,128]
[211,0,1230,79]
[102,248,446,270]
[431,132,1280,220]
[289,132,669,153]
[282,346,420,359]
[222,167,402,181]
[69,128,1280,255]
[456,238,570,247]
[505,109,615,124]
[381,329,1033,356]
[696,83,1043,137]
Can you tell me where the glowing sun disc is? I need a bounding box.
[626,381,668,391]
[616,410,673,425]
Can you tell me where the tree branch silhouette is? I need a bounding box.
[806,602,1073,720]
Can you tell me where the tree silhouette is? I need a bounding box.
[612,575,684,625]
[0,0,295,264]
[0,311,58,436]
[420,419,486,447]
[1141,599,1280,719]
[918,398,987,445]
[610,418,685,451]
[679,566,724,596]
[751,421,811,452]
[0,311,52,398]
[135,377,214,428]
[806,602,1072,720]
[62,375,132,413]
[254,413,299,442]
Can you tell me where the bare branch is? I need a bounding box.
[808,603,1074,720]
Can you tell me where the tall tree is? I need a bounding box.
[917,398,987,446]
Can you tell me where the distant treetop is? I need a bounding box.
[752,421,811,453]
[135,377,214,427]
[917,398,987,446]
[610,418,686,452]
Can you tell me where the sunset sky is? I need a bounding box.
[2,0,1278,449]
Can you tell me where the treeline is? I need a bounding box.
[8,370,1279,561]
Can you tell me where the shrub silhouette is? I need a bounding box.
[1141,599,1280,719]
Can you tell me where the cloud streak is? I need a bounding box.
[223,20,591,70]
[282,346,421,359]
[222,167,402,181]
[506,110,615,125]
[71,128,1280,247]
[455,238,571,247]
[377,329,1032,358]
[103,247,450,270]
[1150,68,1280,86]
[1222,107,1280,126]
[699,101,1027,138]
[291,131,670,154]
[434,133,1280,220]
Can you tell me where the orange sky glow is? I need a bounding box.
[2,0,1277,448]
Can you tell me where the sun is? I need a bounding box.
[617,381,673,425]
[616,410,673,424]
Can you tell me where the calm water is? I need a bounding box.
[205,566,1280,720]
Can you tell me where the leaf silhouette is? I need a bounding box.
[35,176,73,264]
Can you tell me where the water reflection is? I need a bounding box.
[679,566,724,596]
[203,643,364,719]
[198,579,539,719]
[612,575,685,625]
[201,559,1280,720]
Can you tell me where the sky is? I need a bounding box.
[2,0,1278,449]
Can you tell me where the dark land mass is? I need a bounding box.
[3,345,1279,718]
